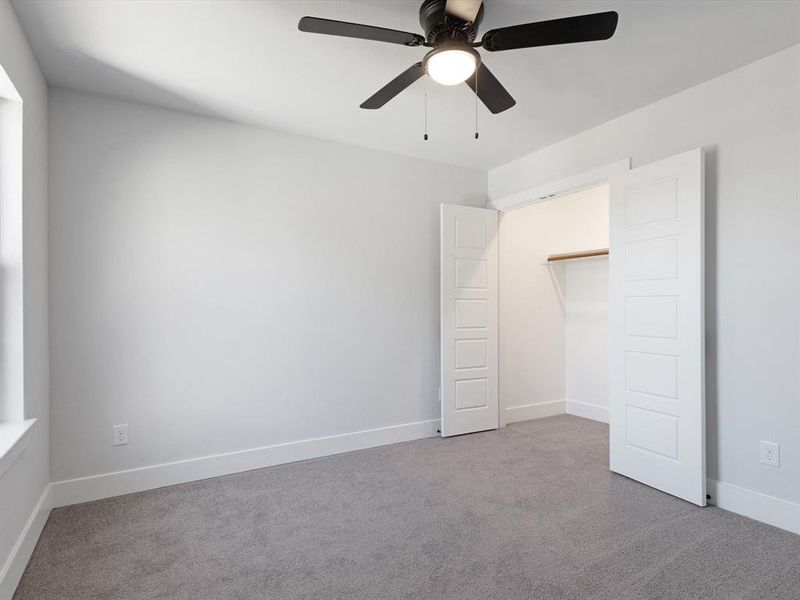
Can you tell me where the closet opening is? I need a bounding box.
[498,184,610,427]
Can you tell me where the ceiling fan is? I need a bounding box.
[298,0,618,114]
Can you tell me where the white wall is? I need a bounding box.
[490,45,800,507]
[499,185,608,423]
[565,256,609,416]
[0,0,50,596]
[48,88,486,484]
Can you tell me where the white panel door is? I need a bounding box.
[609,148,705,506]
[440,204,498,437]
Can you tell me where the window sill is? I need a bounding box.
[0,418,36,476]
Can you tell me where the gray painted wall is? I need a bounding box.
[48,88,486,481]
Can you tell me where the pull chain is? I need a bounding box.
[474,68,479,140]
[424,76,429,141]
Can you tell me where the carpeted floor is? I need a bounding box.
[14,415,800,599]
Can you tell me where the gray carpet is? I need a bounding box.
[14,416,800,599]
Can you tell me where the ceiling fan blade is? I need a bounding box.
[444,0,483,23]
[298,16,424,47]
[481,11,618,52]
[360,63,425,110]
[465,63,515,114]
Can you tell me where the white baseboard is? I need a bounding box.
[707,479,800,535]
[0,484,52,600]
[51,419,440,508]
[565,400,609,423]
[504,400,565,424]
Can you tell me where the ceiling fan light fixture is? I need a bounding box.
[300,2,619,113]
[424,46,479,86]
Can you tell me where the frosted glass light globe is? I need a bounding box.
[426,49,477,85]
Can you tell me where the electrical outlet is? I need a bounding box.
[113,424,129,446]
[760,441,780,467]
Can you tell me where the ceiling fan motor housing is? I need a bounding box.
[419,0,484,46]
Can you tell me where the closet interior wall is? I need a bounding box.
[498,185,610,424]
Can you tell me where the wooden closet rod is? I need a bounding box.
[546,248,609,263]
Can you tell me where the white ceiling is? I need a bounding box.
[12,0,800,170]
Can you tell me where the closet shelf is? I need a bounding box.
[545,248,609,263]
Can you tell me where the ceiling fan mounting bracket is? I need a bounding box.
[419,0,484,46]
